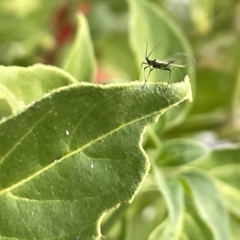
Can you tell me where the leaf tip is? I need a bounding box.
[184,75,193,102]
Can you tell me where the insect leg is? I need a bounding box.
[164,69,171,92]
[142,66,153,88]
[137,62,147,80]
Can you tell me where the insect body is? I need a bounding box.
[143,57,174,88]
[138,42,195,89]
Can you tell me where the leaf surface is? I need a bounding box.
[0,74,192,239]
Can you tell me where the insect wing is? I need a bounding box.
[162,53,196,68]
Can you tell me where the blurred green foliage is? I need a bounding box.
[1,0,240,239]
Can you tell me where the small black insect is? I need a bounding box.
[137,42,195,89]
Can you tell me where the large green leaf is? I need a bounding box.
[62,13,97,82]
[0,69,192,239]
[128,0,196,130]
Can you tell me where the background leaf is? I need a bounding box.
[181,203,214,240]
[149,171,184,240]
[180,170,229,240]
[128,0,196,130]
[0,64,77,118]
[189,0,215,34]
[0,1,55,65]
[155,139,209,167]
[194,147,240,218]
[62,13,97,82]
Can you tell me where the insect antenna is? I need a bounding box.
[137,41,163,85]
[145,41,148,58]
[137,41,150,81]
[139,41,162,81]
[146,41,163,59]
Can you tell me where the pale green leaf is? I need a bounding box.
[195,147,240,217]
[148,220,172,240]
[181,203,214,240]
[149,170,184,240]
[0,64,77,117]
[194,147,240,171]
[155,139,209,167]
[180,170,229,240]
[62,13,97,82]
